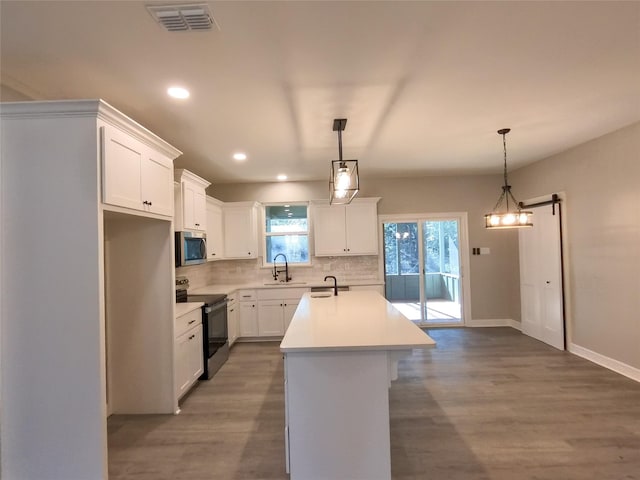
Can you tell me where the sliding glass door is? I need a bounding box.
[422,220,462,323]
[383,215,466,326]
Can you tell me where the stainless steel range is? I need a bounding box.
[188,293,229,379]
[176,281,229,379]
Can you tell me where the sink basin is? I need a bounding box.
[310,292,332,298]
[263,281,307,286]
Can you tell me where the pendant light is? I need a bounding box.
[329,118,359,205]
[484,128,533,229]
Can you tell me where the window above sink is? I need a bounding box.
[263,203,310,267]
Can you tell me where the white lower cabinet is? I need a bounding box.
[238,290,258,337]
[258,300,286,336]
[283,301,300,331]
[175,322,203,400]
[227,293,239,346]
[257,288,307,337]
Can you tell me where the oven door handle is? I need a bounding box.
[204,301,227,315]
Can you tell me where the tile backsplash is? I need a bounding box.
[177,256,381,290]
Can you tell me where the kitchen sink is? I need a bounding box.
[310,292,332,298]
[263,281,307,286]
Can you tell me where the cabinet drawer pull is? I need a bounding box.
[189,334,195,340]
[188,319,196,325]
[229,308,235,313]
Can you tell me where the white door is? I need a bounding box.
[519,205,565,350]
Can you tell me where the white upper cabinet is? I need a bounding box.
[312,198,380,256]
[142,150,174,217]
[223,202,259,259]
[174,169,210,232]
[102,125,174,217]
[206,196,224,261]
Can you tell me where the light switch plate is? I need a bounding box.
[480,247,491,255]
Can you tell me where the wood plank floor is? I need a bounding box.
[108,328,640,479]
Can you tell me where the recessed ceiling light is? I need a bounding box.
[167,86,190,99]
[277,174,287,181]
[233,152,247,161]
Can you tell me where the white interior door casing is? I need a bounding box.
[519,204,565,350]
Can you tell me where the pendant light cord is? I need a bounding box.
[502,131,510,211]
[491,128,522,212]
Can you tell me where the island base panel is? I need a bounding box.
[285,350,391,480]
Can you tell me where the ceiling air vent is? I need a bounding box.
[147,4,217,32]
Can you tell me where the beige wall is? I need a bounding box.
[0,84,32,101]
[211,174,522,322]
[511,122,640,370]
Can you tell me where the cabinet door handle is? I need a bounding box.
[229,308,235,313]
[188,319,196,325]
[189,334,195,340]
[195,223,200,226]
[148,201,152,206]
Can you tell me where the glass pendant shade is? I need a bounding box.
[329,118,359,205]
[330,159,359,204]
[485,128,533,230]
[484,206,533,229]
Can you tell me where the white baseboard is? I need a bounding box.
[467,318,521,330]
[569,343,640,383]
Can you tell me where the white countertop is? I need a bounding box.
[280,291,435,353]
[189,278,384,296]
[175,302,203,318]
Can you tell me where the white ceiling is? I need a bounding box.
[2,1,639,185]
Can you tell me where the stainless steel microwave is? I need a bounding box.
[175,231,207,267]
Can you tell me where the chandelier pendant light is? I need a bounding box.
[484,128,533,229]
[329,118,359,205]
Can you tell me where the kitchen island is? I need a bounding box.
[280,290,435,480]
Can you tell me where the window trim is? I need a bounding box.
[262,202,311,267]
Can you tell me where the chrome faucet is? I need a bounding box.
[273,253,291,282]
[324,275,338,296]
